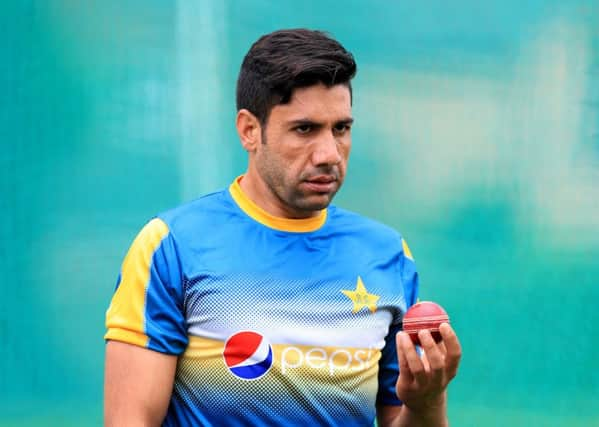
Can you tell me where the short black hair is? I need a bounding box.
[236,28,357,125]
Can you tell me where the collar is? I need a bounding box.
[228,175,327,232]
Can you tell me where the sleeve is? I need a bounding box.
[376,236,419,406]
[104,218,188,355]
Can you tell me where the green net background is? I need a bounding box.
[2,1,598,426]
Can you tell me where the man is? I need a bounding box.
[104,29,461,426]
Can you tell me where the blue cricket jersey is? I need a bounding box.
[105,176,419,426]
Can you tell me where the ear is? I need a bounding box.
[236,109,262,152]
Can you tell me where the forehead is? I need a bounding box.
[269,83,352,123]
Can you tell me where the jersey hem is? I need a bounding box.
[104,327,149,348]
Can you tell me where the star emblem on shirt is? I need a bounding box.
[341,276,380,314]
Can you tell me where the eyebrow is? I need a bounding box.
[287,117,354,126]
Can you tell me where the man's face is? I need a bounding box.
[254,83,353,218]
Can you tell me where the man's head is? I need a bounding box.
[236,29,357,219]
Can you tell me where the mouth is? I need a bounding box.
[303,175,338,193]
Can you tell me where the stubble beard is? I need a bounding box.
[259,156,340,218]
[261,162,337,216]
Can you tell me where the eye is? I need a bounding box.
[295,124,312,134]
[333,123,351,135]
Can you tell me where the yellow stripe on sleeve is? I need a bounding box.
[402,238,414,261]
[104,218,170,347]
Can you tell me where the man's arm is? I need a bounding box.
[104,340,178,427]
[377,323,461,427]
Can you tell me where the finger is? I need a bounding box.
[400,330,427,387]
[396,332,414,385]
[438,340,447,357]
[418,329,444,390]
[421,351,430,372]
[439,323,462,379]
[419,329,443,368]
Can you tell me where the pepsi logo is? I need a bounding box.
[223,331,273,380]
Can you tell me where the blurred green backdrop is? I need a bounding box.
[2,1,598,426]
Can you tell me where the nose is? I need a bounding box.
[312,132,342,167]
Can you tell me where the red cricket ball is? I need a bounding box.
[402,301,450,346]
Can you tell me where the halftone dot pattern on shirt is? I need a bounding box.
[172,271,401,424]
[182,272,400,349]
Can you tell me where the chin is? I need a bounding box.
[299,194,336,211]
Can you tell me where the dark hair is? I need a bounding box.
[236,29,357,125]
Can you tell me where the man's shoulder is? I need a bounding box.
[156,188,233,236]
[327,205,405,246]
